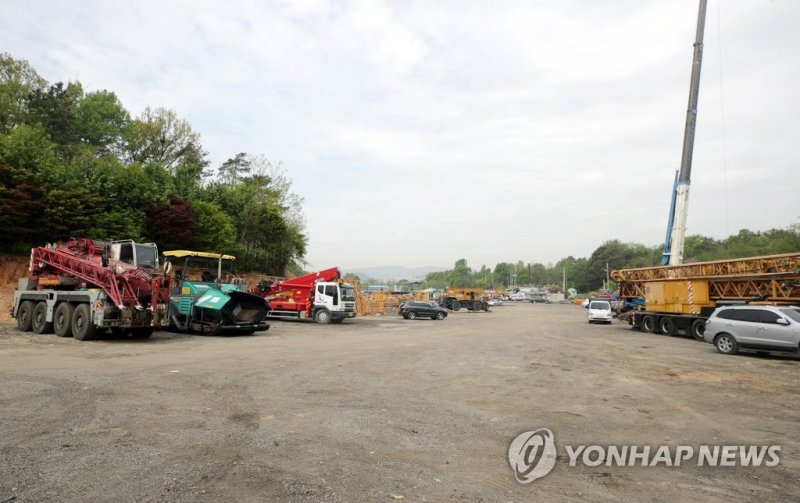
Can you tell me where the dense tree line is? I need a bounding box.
[423,225,800,293]
[0,54,306,274]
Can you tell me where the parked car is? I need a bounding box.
[587,300,613,324]
[529,295,550,304]
[703,305,800,355]
[487,298,504,307]
[508,292,527,302]
[398,301,448,320]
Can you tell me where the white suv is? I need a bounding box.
[703,305,800,355]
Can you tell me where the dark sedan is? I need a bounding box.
[398,301,448,320]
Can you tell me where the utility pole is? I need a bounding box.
[562,267,566,292]
[605,262,610,290]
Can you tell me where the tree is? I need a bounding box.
[218,152,251,185]
[145,195,195,250]
[0,162,45,246]
[73,90,130,154]
[25,81,84,149]
[192,201,235,252]
[450,259,473,287]
[126,107,208,173]
[0,53,46,132]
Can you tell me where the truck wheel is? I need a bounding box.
[129,328,154,339]
[690,319,706,341]
[714,334,738,355]
[54,303,74,337]
[641,315,655,333]
[32,301,54,334]
[451,301,461,311]
[473,301,483,312]
[71,304,97,341]
[314,309,331,324]
[658,317,676,336]
[17,300,35,332]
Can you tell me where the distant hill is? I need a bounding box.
[343,265,446,282]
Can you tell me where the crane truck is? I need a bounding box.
[11,238,170,340]
[162,250,269,335]
[440,288,487,312]
[254,267,356,324]
[612,253,800,339]
[610,2,800,338]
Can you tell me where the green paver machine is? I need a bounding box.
[163,250,269,335]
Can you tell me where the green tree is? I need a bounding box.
[73,90,130,154]
[451,258,473,287]
[192,200,235,252]
[0,53,46,132]
[126,107,208,174]
[25,81,84,150]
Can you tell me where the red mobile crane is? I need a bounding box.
[255,267,357,324]
[12,238,170,340]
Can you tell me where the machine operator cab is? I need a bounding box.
[162,250,245,294]
[106,240,160,270]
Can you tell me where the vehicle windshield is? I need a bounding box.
[779,308,800,323]
[135,244,159,269]
[341,285,355,302]
[589,301,610,310]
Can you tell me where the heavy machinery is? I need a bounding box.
[11,238,170,340]
[662,0,707,266]
[612,253,800,339]
[162,250,269,335]
[255,267,356,324]
[440,288,487,312]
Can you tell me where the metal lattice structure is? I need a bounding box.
[612,252,800,303]
[30,241,165,310]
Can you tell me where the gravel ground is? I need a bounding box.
[1,303,799,502]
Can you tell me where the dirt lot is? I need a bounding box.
[1,303,799,502]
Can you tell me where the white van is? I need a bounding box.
[587,300,612,324]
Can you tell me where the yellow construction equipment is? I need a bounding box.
[612,252,800,339]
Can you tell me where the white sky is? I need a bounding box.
[3,0,799,270]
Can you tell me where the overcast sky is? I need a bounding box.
[3,0,799,270]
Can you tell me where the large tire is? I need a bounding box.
[16,300,35,332]
[451,301,461,311]
[71,304,97,341]
[435,311,445,320]
[690,319,706,341]
[32,301,54,334]
[472,301,483,312]
[659,316,676,336]
[314,309,331,324]
[54,302,74,337]
[715,334,738,355]
[407,311,417,320]
[640,315,655,333]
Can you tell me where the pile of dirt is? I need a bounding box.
[0,254,29,322]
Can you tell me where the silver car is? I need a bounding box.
[703,305,800,355]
